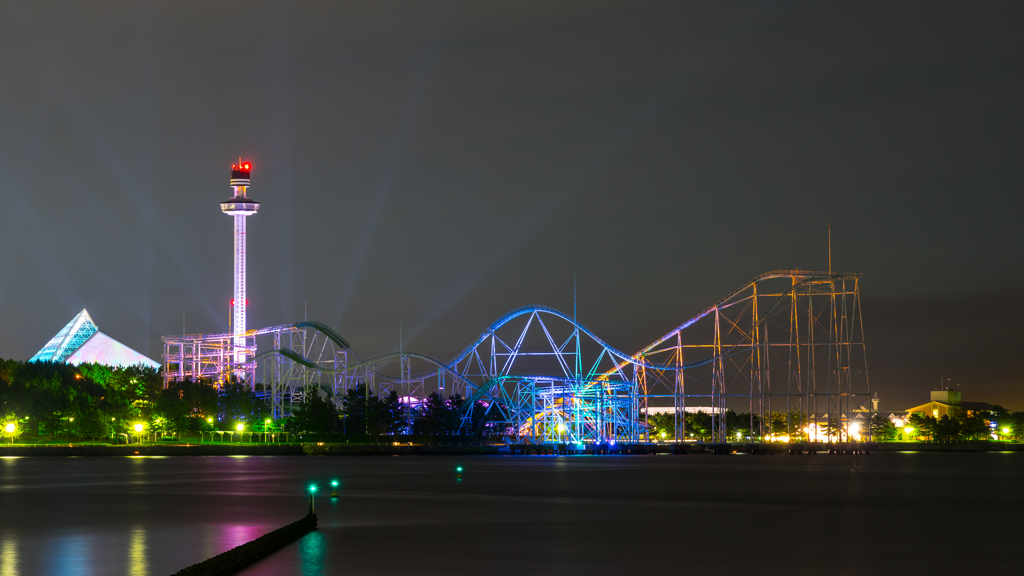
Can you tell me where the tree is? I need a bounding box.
[686,411,713,441]
[767,412,789,439]
[463,400,503,437]
[375,390,405,435]
[647,412,675,440]
[288,390,339,439]
[870,413,897,442]
[77,408,114,442]
[338,384,405,436]
[340,384,372,435]
[908,413,936,441]
[414,392,463,436]
[961,413,990,441]
[933,414,960,443]
[1009,411,1024,441]
[218,380,268,429]
[154,378,219,434]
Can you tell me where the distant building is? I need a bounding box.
[959,401,1000,416]
[886,411,912,441]
[900,389,1002,441]
[29,309,160,369]
[906,390,964,420]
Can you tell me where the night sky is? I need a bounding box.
[1,2,1021,410]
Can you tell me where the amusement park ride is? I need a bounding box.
[163,163,871,445]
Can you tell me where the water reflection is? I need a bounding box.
[1,535,18,576]
[298,531,326,576]
[3,454,1022,575]
[127,527,147,576]
[51,533,89,576]
[225,525,262,549]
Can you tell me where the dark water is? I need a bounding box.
[0,452,1020,575]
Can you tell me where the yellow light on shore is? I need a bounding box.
[904,427,914,435]
[236,423,244,432]
[133,423,144,433]
[4,423,14,433]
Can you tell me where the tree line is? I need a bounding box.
[5,358,1022,444]
[646,409,1024,442]
[0,359,499,443]
[646,410,837,442]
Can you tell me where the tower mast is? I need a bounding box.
[221,161,260,367]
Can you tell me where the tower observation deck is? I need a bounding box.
[221,161,259,365]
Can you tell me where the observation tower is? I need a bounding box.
[221,161,259,364]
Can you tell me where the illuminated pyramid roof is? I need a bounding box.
[29,309,160,369]
[29,309,99,363]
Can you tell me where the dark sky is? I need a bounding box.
[1,1,1021,411]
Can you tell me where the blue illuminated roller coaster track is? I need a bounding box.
[246,270,870,445]
[246,308,676,443]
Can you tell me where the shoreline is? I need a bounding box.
[0,441,1022,457]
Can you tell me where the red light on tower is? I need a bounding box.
[243,163,250,170]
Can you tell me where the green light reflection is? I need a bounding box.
[299,531,326,576]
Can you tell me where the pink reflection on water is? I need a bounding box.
[222,522,266,549]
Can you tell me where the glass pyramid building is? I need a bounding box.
[29,309,160,369]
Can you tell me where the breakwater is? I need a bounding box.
[169,514,317,576]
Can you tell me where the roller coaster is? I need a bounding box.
[162,270,871,444]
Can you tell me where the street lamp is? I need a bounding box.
[4,422,15,445]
